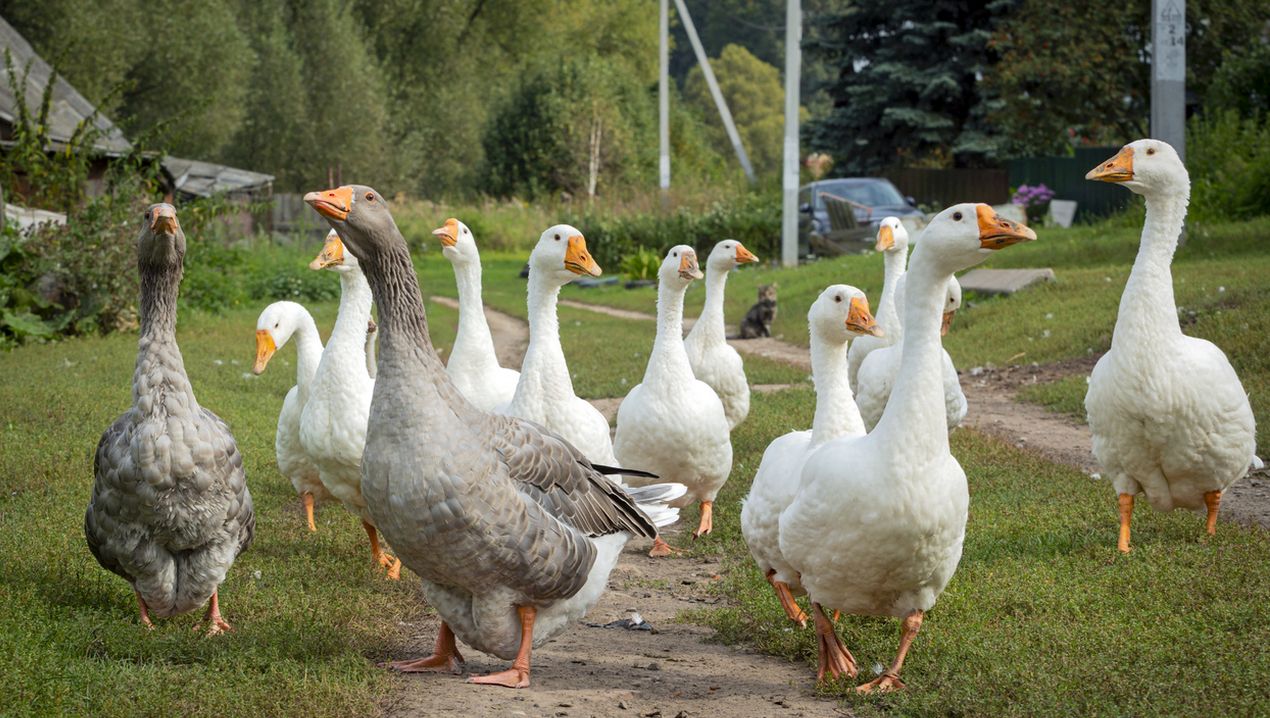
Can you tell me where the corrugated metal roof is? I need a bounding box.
[162,156,274,198]
[0,15,132,156]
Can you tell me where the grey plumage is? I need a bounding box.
[84,203,254,623]
[306,185,661,666]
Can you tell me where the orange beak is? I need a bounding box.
[941,310,956,337]
[253,329,277,374]
[734,243,758,264]
[432,218,459,247]
[847,296,882,337]
[151,205,179,234]
[310,232,345,269]
[875,224,895,252]
[679,251,703,280]
[304,186,353,221]
[564,235,602,277]
[1086,146,1135,183]
[976,204,1036,250]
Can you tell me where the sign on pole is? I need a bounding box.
[1151,0,1185,160]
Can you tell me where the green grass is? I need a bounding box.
[1017,374,1090,423]
[687,390,1270,717]
[0,299,458,718]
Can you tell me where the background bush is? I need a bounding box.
[1188,110,1270,222]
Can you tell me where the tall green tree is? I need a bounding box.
[225,3,310,190]
[684,44,789,179]
[117,0,253,158]
[805,0,1011,173]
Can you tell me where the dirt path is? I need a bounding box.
[431,295,529,369]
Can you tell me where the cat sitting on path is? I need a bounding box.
[738,284,777,339]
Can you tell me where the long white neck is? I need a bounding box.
[448,259,502,372]
[291,310,324,403]
[810,331,864,445]
[1113,189,1187,348]
[318,269,373,381]
[687,264,729,346]
[513,270,575,405]
[871,254,951,457]
[644,278,694,387]
[878,248,907,334]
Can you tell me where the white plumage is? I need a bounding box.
[684,239,759,429]
[1083,139,1258,551]
[847,217,908,392]
[741,284,880,627]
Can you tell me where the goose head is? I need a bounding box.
[309,230,361,273]
[432,217,479,267]
[810,284,882,344]
[304,185,399,263]
[659,245,704,290]
[1086,139,1188,198]
[705,239,759,273]
[915,203,1036,274]
[253,301,306,374]
[941,277,962,336]
[528,224,601,287]
[137,203,186,270]
[874,216,910,255]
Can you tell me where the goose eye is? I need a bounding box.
[834,295,842,303]
[953,211,963,221]
[274,322,280,328]
[462,228,468,234]
[554,233,560,241]
[673,252,678,257]
[365,192,375,201]
[1146,148,1156,155]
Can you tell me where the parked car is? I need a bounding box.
[798,178,923,256]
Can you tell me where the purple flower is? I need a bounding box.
[1012,183,1055,207]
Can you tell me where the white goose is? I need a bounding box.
[252,301,334,531]
[847,217,908,391]
[498,225,615,465]
[301,231,400,579]
[741,285,880,627]
[433,217,520,411]
[1085,139,1259,551]
[683,240,759,428]
[780,204,1034,691]
[614,246,733,556]
[854,273,965,431]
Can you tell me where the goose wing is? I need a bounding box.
[487,414,657,540]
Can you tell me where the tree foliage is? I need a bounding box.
[805,0,1012,173]
[684,44,789,179]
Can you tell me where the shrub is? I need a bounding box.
[1188,110,1270,221]
[619,247,662,281]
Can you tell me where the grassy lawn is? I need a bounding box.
[687,388,1270,717]
[0,299,459,717]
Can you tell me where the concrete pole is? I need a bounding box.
[659,0,670,195]
[780,0,802,267]
[1151,0,1186,160]
[672,0,756,184]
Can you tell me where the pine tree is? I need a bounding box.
[805,0,1011,173]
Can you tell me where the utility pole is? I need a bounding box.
[659,0,670,198]
[1151,0,1186,160]
[780,0,802,267]
[672,0,756,184]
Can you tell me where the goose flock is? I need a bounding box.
[83,139,1259,693]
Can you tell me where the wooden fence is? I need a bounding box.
[883,168,1010,208]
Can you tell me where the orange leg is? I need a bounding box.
[134,590,154,630]
[1204,490,1222,536]
[303,492,317,532]
[1117,493,1134,553]
[856,610,924,694]
[692,501,714,539]
[648,535,680,557]
[363,521,402,580]
[198,589,233,637]
[812,602,856,683]
[467,606,536,689]
[765,569,807,627]
[389,621,466,674]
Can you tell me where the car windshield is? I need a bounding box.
[813,180,906,209]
